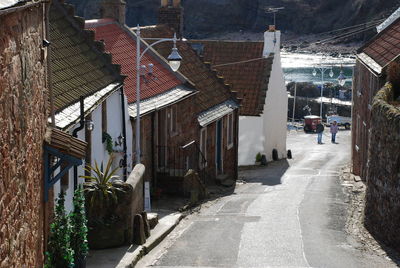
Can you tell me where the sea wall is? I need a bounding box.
[365,83,400,251]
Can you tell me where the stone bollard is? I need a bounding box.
[133,214,146,245]
[141,211,151,238]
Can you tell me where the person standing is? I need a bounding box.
[316,122,324,144]
[330,120,339,143]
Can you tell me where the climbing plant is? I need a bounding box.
[102,132,113,154]
[70,185,89,267]
[45,191,74,268]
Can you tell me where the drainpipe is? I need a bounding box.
[151,112,156,188]
[120,87,128,180]
[72,97,85,190]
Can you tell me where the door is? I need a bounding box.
[216,119,223,174]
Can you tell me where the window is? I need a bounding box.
[168,105,178,134]
[200,127,207,168]
[227,113,234,149]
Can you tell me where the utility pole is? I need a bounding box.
[292,82,297,126]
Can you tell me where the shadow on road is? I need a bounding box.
[239,159,290,186]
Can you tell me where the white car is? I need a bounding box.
[326,115,351,129]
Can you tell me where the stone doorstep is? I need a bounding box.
[147,212,159,229]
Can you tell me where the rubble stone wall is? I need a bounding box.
[365,83,400,251]
[0,5,48,267]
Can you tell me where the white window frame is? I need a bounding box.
[226,113,234,150]
[200,127,207,169]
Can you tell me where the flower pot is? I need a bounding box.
[74,255,86,268]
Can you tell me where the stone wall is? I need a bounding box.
[0,4,48,267]
[365,83,400,251]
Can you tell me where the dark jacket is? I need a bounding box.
[316,123,324,133]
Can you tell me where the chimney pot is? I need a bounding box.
[161,0,168,7]
[268,25,276,32]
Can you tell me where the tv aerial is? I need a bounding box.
[265,7,285,26]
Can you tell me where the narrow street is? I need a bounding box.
[137,130,396,268]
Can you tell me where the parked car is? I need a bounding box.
[304,115,322,133]
[326,115,351,129]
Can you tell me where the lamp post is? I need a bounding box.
[312,66,334,118]
[135,26,182,164]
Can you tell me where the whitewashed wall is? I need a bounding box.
[53,89,133,212]
[262,31,288,161]
[238,30,288,165]
[238,116,264,165]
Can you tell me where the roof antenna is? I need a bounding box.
[265,7,285,44]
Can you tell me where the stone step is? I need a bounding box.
[147,213,159,229]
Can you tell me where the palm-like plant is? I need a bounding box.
[81,157,124,212]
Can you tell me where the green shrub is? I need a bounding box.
[45,191,74,268]
[70,185,89,264]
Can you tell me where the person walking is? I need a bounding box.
[316,121,324,144]
[330,120,339,143]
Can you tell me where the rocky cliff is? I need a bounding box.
[68,0,399,38]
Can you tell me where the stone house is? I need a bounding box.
[84,0,240,194]
[188,26,288,165]
[49,0,133,212]
[352,7,400,252]
[0,1,48,266]
[139,23,240,186]
[85,0,204,196]
[352,10,400,179]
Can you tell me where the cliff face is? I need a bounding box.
[68,0,399,38]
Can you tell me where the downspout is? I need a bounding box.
[72,97,85,190]
[120,86,128,180]
[151,112,156,188]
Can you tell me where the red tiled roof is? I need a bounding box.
[189,40,273,116]
[360,17,400,69]
[138,25,237,114]
[85,20,183,103]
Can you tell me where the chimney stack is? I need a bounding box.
[100,0,126,25]
[159,0,184,37]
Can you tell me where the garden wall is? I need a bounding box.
[365,83,400,251]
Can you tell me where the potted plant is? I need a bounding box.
[255,152,262,165]
[70,185,89,268]
[81,157,127,249]
[45,191,74,268]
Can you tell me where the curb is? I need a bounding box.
[127,213,184,267]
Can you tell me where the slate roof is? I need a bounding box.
[0,0,35,10]
[50,1,122,112]
[138,25,238,117]
[358,16,400,74]
[189,40,273,116]
[53,83,121,130]
[128,85,197,119]
[85,19,191,104]
[198,99,239,127]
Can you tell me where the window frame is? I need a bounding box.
[227,113,234,149]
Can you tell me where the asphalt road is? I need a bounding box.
[137,130,396,268]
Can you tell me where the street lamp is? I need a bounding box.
[337,67,346,87]
[312,66,333,118]
[135,25,182,164]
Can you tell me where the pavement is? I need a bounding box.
[136,130,397,268]
[86,212,183,268]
